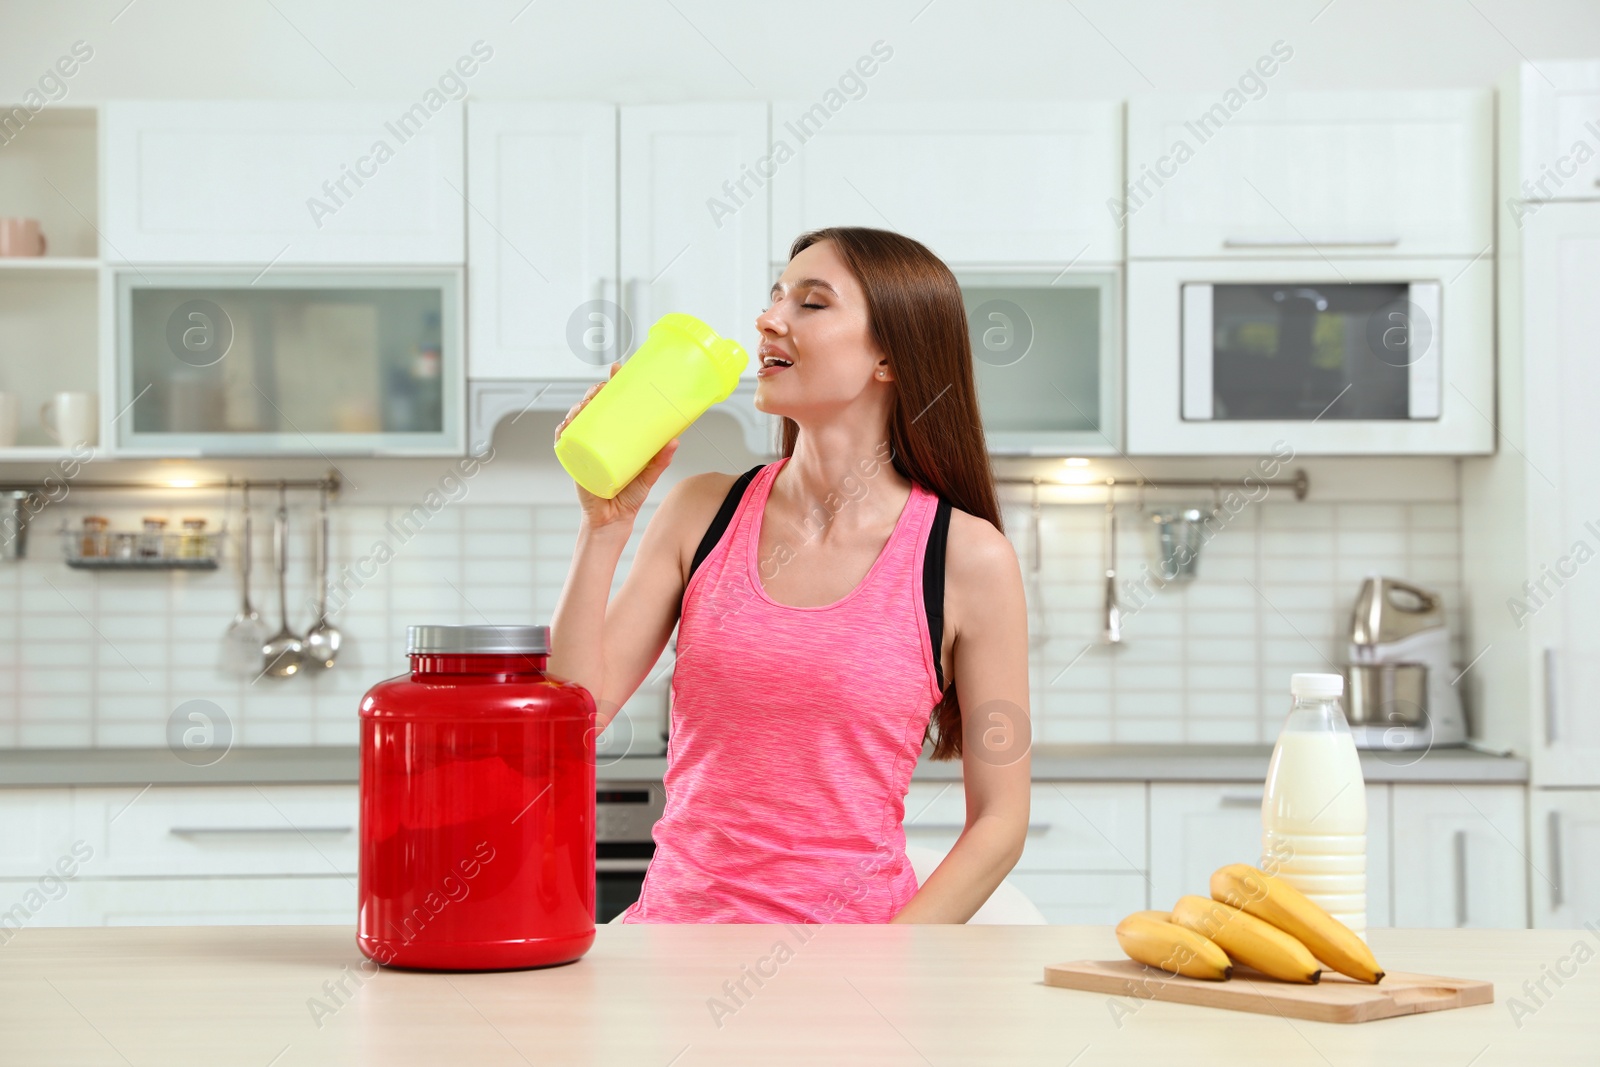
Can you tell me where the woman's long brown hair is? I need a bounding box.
[780,227,1004,761]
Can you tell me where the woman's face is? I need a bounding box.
[753,239,888,417]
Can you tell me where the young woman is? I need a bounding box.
[549,226,1031,924]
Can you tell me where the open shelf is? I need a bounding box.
[0,257,101,272]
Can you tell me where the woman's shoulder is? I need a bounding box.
[655,467,764,581]
[941,501,1019,593]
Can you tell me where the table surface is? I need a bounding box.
[2,924,1593,1066]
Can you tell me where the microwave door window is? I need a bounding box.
[1210,283,1412,420]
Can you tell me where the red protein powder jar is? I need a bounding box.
[358,624,596,970]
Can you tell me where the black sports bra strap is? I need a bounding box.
[923,495,952,693]
[687,463,767,589]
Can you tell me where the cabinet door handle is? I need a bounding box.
[1222,236,1401,249]
[1544,648,1559,745]
[623,277,640,346]
[905,822,1052,833]
[1549,810,1565,911]
[1452,830,1468,927]
[169,826,354,836]
[1220,793,1265,808]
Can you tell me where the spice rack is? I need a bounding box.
[60,524,225,571]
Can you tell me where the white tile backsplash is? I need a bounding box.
[0,484,1466,750]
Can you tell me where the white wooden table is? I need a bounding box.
[0,924,1594,1065]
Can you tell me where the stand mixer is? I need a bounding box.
[1344,577,1468,750]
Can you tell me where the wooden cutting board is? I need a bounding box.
[1044,960,1493,1024]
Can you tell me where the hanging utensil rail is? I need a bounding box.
[0,473,341,496]
[995,470,1309,501]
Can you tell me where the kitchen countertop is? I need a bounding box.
[2,924,1591,1065]
[0,743,1528,787]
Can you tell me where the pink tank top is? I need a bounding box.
[619,456,945,923]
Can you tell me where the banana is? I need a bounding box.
[1127,909,1174,924]
[1209,863,1385,984]
[1114,913,1232,981]
[1169,894,1322,984]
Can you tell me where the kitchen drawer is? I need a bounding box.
[903,782,1146,874]
[0,789,76,877]
[1149,783,1392,926]
[1008,872,1148,925]
[72,785,358,878]
[47,877,355,927]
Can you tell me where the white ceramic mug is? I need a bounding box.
[39,391,97,448]
[0,392,18,447]
[0,217,47,257]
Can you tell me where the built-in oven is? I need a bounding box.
[595,784,663,923]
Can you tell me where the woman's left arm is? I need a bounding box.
[891,517,1031,924]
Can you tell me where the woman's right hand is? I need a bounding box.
[556,360,681,530]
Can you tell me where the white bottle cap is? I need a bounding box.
[1290,672,1344,698]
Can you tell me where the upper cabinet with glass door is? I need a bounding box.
[115,269,463,456]
[769,100,1124,454]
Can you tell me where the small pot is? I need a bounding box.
[1343,662,1428,727]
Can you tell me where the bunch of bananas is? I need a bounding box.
[1114,863,1385,985]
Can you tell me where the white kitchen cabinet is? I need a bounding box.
[465,103,618,380]
[1149,783,1392,927]
[1530,789,1600,928]
[1502,60,1600,203]
[620,104,769,375]
[72,785,357,877]
[770,101,1123,265]
[1008,872,1148,926]
[1126,90,1492,259]
[1521,204,1600,785]
[904,782,1145,874]
[103,101,465,264]
[1390,785,1527,928]
[55,877,355,927]
[0,789,76,877]
[904,781,1147,925]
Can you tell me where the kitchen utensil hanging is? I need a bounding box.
[302,483,342,671]
[1027,479,1049,649]
[1102,480,1122,645]
[222,484,269,676]
[261,482,304,678]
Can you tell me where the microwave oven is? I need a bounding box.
[1124,256,1493,455]
[1182,279,1441,422]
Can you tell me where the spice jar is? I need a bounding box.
[111,532,137,560]
[80,516,109,559]
[179,517,207,559]
[139,517,167,559]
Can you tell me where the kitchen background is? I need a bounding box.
[1,1,1597,931]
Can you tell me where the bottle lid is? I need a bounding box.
[1290,672,1344,698]
[657,313,749,392]
[408,624,550,655]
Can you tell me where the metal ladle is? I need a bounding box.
[303,484,341,670]
[261,483,303,678]
[222,486,269,676]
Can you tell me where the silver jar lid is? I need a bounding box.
[407,624,550,655]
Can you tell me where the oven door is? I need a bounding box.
[596,849,653,923]
[1181,279,1441,423]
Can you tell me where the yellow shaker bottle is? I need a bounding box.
[554,313,749,498]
